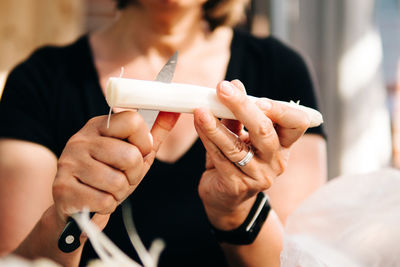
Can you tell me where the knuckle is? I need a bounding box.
[98,194,116,211]
[234,182,251,197]
[272,153,288,176]
[99,202,118,214]
[257,119,275,137]
[260,178,273,191]
[259,169,274,189]
[87,115,104,128]
[68,133,89,149]
[198,178,212,201]
[229,184,251,201]
[113,193,126,203]
[87,116,98,125]
[125,112,143,132]
[125,166,143,187]
[226,138,247,158]
[57,158,74,171]
[127,175,141,187]
[255,168,274,191]
[109,174,129,199]
[52,179,67,201]
[120,147,141,168]
[210,123,222,136]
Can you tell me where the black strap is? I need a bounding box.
[210,192,270,245]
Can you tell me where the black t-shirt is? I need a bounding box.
[0,30,324,266]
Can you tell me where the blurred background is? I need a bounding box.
[0,0,399,179]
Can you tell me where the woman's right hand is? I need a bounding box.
[52,110,179,229]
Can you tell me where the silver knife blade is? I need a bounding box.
[139,51,178,128]
[155,51,178,83]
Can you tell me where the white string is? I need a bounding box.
[72,209,142,267]
[106,67,125,129]
[107,107,112,129]
[122,202,165,267]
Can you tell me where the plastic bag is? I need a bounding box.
[281,168,400,267]
[0,255,60,267]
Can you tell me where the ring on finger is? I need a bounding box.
[235,146,254,167]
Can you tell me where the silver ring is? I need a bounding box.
[235,147,254,167]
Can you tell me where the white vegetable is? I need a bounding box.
[106,78,323,128]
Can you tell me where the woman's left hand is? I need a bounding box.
[193,80,310,230]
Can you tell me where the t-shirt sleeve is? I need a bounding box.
[0,52,57,153]
[270,38,325,137]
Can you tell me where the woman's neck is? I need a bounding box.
[98,3,209,61]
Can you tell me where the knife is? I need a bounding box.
[57,51,178,253]
[138,51,178,129]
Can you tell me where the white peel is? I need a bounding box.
[106,78,323,128]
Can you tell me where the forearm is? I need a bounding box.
[14,205,84,267]
[221,210,283,267]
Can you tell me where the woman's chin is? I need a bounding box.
[139,0,203,9]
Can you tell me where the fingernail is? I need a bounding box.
[220,81,235,96]
[257,100,272,111]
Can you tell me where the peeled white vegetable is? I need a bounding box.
[106,78,323,128]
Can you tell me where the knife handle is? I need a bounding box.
[58,212,94,253]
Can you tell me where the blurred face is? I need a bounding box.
[136,0,207,10]
[123,0,209,25]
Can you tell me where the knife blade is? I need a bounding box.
[57,52,178,253]
[139,51,178,128]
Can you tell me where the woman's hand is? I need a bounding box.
[53,110,179,229]
[194,80,310,230]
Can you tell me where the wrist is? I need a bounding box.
[208,192,271,245]
[15,205,83,266]
[205,195,257,231]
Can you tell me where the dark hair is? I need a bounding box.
[115,0,248,31]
